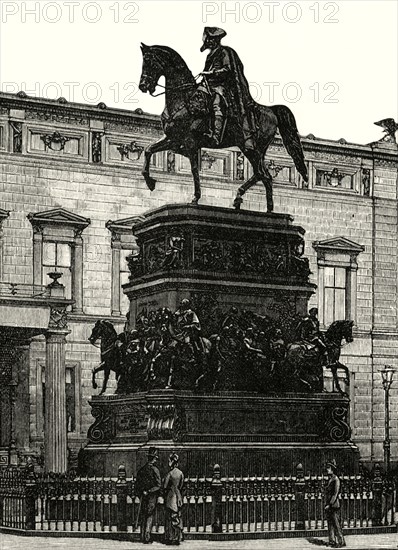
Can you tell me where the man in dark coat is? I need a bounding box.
[199,27,256,148]
[297,307,327,354]
[325,459,346,548]
[135,447,161,544]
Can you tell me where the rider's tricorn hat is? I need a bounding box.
[203,27,227,39]
[201,27,227,50]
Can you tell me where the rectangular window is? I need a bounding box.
[324,266,346,325]
[42,241,72,298]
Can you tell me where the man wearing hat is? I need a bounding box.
[135,447,162,543]
[325,459,346,548]
[199,27,256,148]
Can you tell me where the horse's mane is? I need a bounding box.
[100,319,118,338]
[149,45,194,79]
[325,319,350,340]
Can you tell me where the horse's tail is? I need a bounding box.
[271,105,308,183]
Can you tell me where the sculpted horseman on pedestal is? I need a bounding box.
[139,27,308,211]
[198,27,256,149]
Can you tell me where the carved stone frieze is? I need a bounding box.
[310,150,361,165]
[115,404,147,433]
[374,158,398,168]
[127,252,143,279]
[25,110,89,126]
[193,238,288,276]
[105,120,161,136]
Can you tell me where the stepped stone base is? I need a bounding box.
[80,390,360,477]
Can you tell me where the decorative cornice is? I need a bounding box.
[313,236,365,254]
[105,215,145,235]
[27,207,91,231]
[1,92,397,163]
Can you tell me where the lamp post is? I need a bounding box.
[380,366,395,475]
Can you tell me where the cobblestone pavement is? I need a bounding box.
[1,533,397,550]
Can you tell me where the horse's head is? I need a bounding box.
[343,320,354,343]
[326,319,354,344]
[139,43,165,95]
[139,43,194,96]
[88,320,103,345]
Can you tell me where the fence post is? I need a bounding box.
[211,464,223,533]
[116,464,128,532]
[295,463,306,531]
[372,463,383,526]
[25,472,37,531]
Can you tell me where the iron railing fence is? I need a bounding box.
[0,464,397,535]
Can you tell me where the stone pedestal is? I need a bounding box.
[124,204,315,328]
[82,204,359,478]
[44,328,69,473]
[82,390,360,477]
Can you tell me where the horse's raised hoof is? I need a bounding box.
[143,173,157,191]
[233,195,243,210]
[92,382,98,390]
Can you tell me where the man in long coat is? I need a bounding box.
[135,447,161,544]
[199,26,257,148]
[325,459,346,548]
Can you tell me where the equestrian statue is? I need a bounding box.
[88,305,353,396]
[139,27,308,212]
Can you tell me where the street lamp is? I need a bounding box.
[379,366,395,475]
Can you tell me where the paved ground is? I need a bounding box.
[1,533,397,550]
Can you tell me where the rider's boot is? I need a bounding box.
[211,115,224,146]
[205,115,224,147]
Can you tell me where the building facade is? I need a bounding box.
[0,91,397,471]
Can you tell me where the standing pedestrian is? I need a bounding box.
[135,447,161,544]
[163,452,184,545]
[325,459,346,548]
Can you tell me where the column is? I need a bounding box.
[317,264,325,326]
[14,342,31,451]
[44,308,70,473]
[111,237,121,316]
[73,231,83,313]
[32,226,43,287]
[348,262,358,323]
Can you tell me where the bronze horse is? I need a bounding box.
[284,319,354,394]
[139,44,308,212]
[89,320,124,395]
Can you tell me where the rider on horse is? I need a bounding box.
[199,27,257,148]
[296,307,327,357]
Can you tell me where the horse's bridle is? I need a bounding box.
[141,51,200,97]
